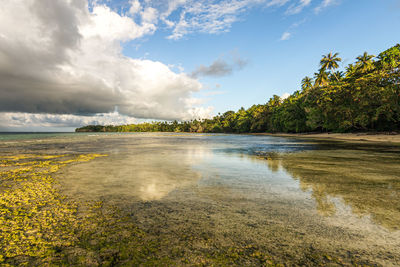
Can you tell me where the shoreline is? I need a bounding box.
[3,131,400,145]
[253,132,400,144]
[1,132,399,265]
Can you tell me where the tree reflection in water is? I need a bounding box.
[263,148,400,230]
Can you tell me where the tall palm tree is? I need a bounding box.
[345,63,357,78]
[314,70,329,87]
[320,52,342,81]
[301,76,313,91]
[356,52,375,73]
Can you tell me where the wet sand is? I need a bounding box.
[1,133,399,265]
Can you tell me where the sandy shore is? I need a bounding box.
[253,132,400,144]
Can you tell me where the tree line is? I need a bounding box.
[76,45,400,133]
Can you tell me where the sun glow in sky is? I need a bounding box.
[0,0,399,131]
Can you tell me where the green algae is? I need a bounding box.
[0,153,283,266]
[1,134,397,266]
[0,154,105,265]
[0,153,172,265]
[263,148,400,231]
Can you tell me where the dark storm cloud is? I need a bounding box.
[0,0,115,115]
[0,0,208,122]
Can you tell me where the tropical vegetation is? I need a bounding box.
[76,45,400,133]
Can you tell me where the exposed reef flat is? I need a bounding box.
[1,133,399,265]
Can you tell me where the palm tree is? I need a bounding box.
[320,52,342,81]
[314,70,329,87]
[301,76,314,91]
[329,71,344,82]
[356,52,375,73]
[345,63,357,78]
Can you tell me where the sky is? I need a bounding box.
[0,0,399,132]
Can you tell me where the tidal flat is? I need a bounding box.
[0,133,399,266]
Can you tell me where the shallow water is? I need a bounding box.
[1,133,399,265]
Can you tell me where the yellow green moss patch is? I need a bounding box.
[0,154,106,265]
[0,153,282,266]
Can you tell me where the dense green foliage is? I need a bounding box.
[77,45,400,133]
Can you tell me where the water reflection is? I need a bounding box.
[59,134,309,202]
[6,133,400,265]
[60,147,209,201]
[263,149,400,230]
[58,133,400,231]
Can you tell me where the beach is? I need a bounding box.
[255,132,400,144]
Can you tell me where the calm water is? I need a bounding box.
[1,132,399,265]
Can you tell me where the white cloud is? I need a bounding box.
[82,4,156,42]
[0,0,342,130]
[265,0,291,7]
[279,18,306,41]
[0,111,138,128]
[141,7,159,24]
[129,0,142,15]
[280,92,291,100]
[314,0,338,13]
[0,0,210,129]
[90,0,316,40]
[280,31,291,41]
[163,0,291,40]
[286,0,312,15]
[91,0,334,40]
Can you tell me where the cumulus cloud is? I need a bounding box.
[0,0,210,126]
[0,108,213,131]
[129,0,142,15]
[0,111,138,129]
[91,0,332,40]
[0,0,342,130]
[92,0,292,40]
[190,54,248,78]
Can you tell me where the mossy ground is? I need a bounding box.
[0,153,177,266]
[0,153,286,266]
[0,149,379,266]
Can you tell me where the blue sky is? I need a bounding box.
[0,0,399,131]
[123,0,400,114]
